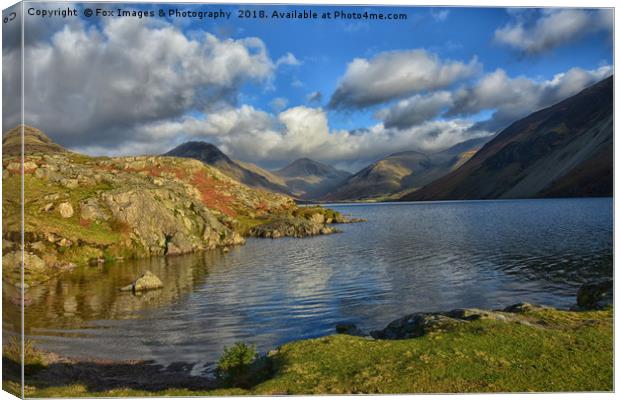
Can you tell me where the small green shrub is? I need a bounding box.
[216,342,258,387]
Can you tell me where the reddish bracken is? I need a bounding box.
[191,170,236,217]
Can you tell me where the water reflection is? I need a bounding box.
[16,251,228,331]
[5,198,612,366]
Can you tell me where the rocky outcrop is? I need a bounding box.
[577,280,613,309]
[367,281,614,341]
[2,126,361,288]
[370,305,540,340]
[120,270,164,292]
[100,188,243,256]
[249,217,337,239]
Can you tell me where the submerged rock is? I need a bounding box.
[503,302,537,313]
[335,323,366,337]
[120,270,164,292]
[577,280,613,309]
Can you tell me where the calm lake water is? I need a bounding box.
[6,198,613,370]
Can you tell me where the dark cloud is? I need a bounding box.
[378,91,453,130]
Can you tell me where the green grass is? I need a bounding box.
[22,175,120,246]
[292,206,341,221]
[14,307,613,397]
[255,308,613,394]
[234,214,271,236]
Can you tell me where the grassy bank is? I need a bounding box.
[5,306,612,397]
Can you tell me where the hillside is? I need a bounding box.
[326,137,489,201]
[2,125,67,155]
[165,142,291,195]
[274,158,351,199]
[402,76,613,201]
[2,127,351,287]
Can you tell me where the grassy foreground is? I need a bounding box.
[4,306,612,397]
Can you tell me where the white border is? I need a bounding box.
[0,1,616,400]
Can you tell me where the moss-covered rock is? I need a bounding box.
[120,270,164,292]
[577,280,613,309]
[248,217,336,238]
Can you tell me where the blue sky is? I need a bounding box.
[3,3,613,170]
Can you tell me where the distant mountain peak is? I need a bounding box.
[273,158,351,199]
[277,158,347,178]
[165,141,231,164]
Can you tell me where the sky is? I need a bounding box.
[2,2,614,171]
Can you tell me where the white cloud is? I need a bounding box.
[276,52,301,67]
[78,104,490,171]
[291,78,304,88]
[328,49,480,109]
[4,17,277,148]
[372,64,612,134]
[430,9,450,22]
[448,65,612,131]
[494,9,612,54]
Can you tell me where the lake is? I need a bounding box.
[7,198,613,372]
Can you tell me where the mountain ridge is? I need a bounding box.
[273,158,352,199]
[325,136,490,201]
[401,75,613,201]
[165,141,291,195]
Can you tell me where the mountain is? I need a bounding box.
[274,158,352,199]
[2,125,67,156]
[165,141,290,195]
[402,76,613,201]
[325,137,489,201]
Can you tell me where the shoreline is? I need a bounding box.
[2,205,363,291]
[319,196,614,207]
[4,281,613,396]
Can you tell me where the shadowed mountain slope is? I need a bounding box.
[402,75,613,201]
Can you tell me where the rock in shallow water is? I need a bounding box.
[120,270,164,292]
[577,280,613,309]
